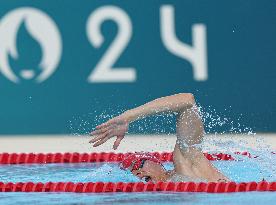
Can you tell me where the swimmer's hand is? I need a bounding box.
[89,115,129,150]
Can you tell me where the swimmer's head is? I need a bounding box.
[120,152,167,182]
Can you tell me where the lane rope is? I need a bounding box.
[0,152,256,164]
[0,181,275,193]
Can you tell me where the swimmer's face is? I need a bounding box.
[131,160,166,183]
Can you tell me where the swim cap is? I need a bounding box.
[120,152,161,171]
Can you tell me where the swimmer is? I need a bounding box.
[89,93,229,183]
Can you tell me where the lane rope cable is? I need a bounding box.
[0,151,260,164]
[0,181,275,193]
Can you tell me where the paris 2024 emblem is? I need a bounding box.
[0,7,62,83]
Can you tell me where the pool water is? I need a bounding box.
[0,154,276,204]
[0,155,276,183]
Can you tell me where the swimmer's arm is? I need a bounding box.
[123,93,196,123]
[90,93,196,149]
[173,105,230,182]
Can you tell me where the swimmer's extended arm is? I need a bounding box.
[90,93,196,149]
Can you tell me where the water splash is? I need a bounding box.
[68,105,126,136]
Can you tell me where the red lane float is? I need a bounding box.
[0,152,245,164]
[0,181,275,193]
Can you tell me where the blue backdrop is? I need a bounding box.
[0,0,275,134]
